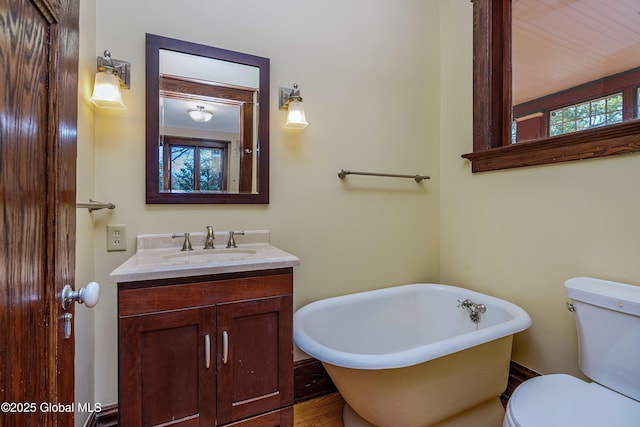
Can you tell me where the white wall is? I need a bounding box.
[438,1,640,377]
[89,0,441,404]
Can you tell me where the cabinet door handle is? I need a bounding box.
[222,330,229,364]
[205,334,211,369]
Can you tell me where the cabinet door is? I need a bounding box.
[222,407,293,427]
[217,296,293,424]
[119,306,216,426]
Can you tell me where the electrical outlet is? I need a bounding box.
[107,224,127,251]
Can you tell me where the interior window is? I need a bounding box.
[160,137,229,193]
[465,0,640,173]
[549,93,623,137]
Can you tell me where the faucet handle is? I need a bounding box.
[172,232,193,251]
[226,231,245,248]
[204,226,215,249]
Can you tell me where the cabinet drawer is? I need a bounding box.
[119,270,293,316]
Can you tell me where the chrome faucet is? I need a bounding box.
[458,299,486,324]
[226,231,245,248]
[172,232,193,251]
[204,226,215,249]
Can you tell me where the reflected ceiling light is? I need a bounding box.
[279,83,308,129]
[90,50,130,110]
[187,105,214,122]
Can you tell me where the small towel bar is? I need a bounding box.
[338,169,430,183]
[76,200,116,212]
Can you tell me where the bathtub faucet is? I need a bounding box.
[458,299,486,324]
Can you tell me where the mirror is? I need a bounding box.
[464,0,640,173]
[146,34,270,203]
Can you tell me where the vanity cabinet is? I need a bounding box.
[117,268,294,427]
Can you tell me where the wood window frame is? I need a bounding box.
[514,69,640,142]
[462,0,640,173]
[163,136,229,192]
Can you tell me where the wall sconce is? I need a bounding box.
[187,105,214,123]
[90,50,130,110]
[279,83,308,129]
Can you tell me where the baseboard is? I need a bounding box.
[293,358,337,404]
[85,403,118,427]
[87,359,538,426]
[500,361,541,406]
[294,357,540,407]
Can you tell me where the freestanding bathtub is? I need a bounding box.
[293,283,531,427]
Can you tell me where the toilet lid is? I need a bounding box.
[507,374,640,427]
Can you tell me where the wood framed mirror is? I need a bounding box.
[463,0,640,173]
[146,34,270,203]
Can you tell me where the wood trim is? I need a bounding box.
[293,358,337,404]
[462,120,640,171]
[85,403,118,427]
[466,0,640,173]
[239,102,254,193]
[145,33,270,204]
[472,0,511,153]
[161,75,255,104]
[500,361,540,407]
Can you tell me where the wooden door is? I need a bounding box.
[0,0,79,426]
[217,296,294,425]
[119,307,217,426]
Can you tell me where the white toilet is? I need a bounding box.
[504,277,640,427]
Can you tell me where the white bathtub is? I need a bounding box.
[294,283,532,427]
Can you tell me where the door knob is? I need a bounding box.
[62,281,100,310]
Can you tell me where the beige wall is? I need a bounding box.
[439,1,640,377]
[88,0,441,404]
[75,0,640,411]
[75,0,97,425]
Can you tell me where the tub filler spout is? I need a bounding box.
[458,298,486,324]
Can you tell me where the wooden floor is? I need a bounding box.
[293,393,345,427]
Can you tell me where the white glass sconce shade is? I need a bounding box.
[284,100,308,129]
[90,50,130,110]
[279,83,309,129]
[90,71,126,110]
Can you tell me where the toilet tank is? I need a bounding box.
[565,277,640,402]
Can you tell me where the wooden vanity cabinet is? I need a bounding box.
[118,268,294,427]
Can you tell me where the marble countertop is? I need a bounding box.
[109,230,300,283]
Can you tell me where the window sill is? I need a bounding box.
[462,121,640,173]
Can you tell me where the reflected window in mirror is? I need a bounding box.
[146,34,269,203]
[463,0,640,173]
[161,137,229,193]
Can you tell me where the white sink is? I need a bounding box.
[162,248,258,264]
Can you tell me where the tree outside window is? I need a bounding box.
[159,137,229,193]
